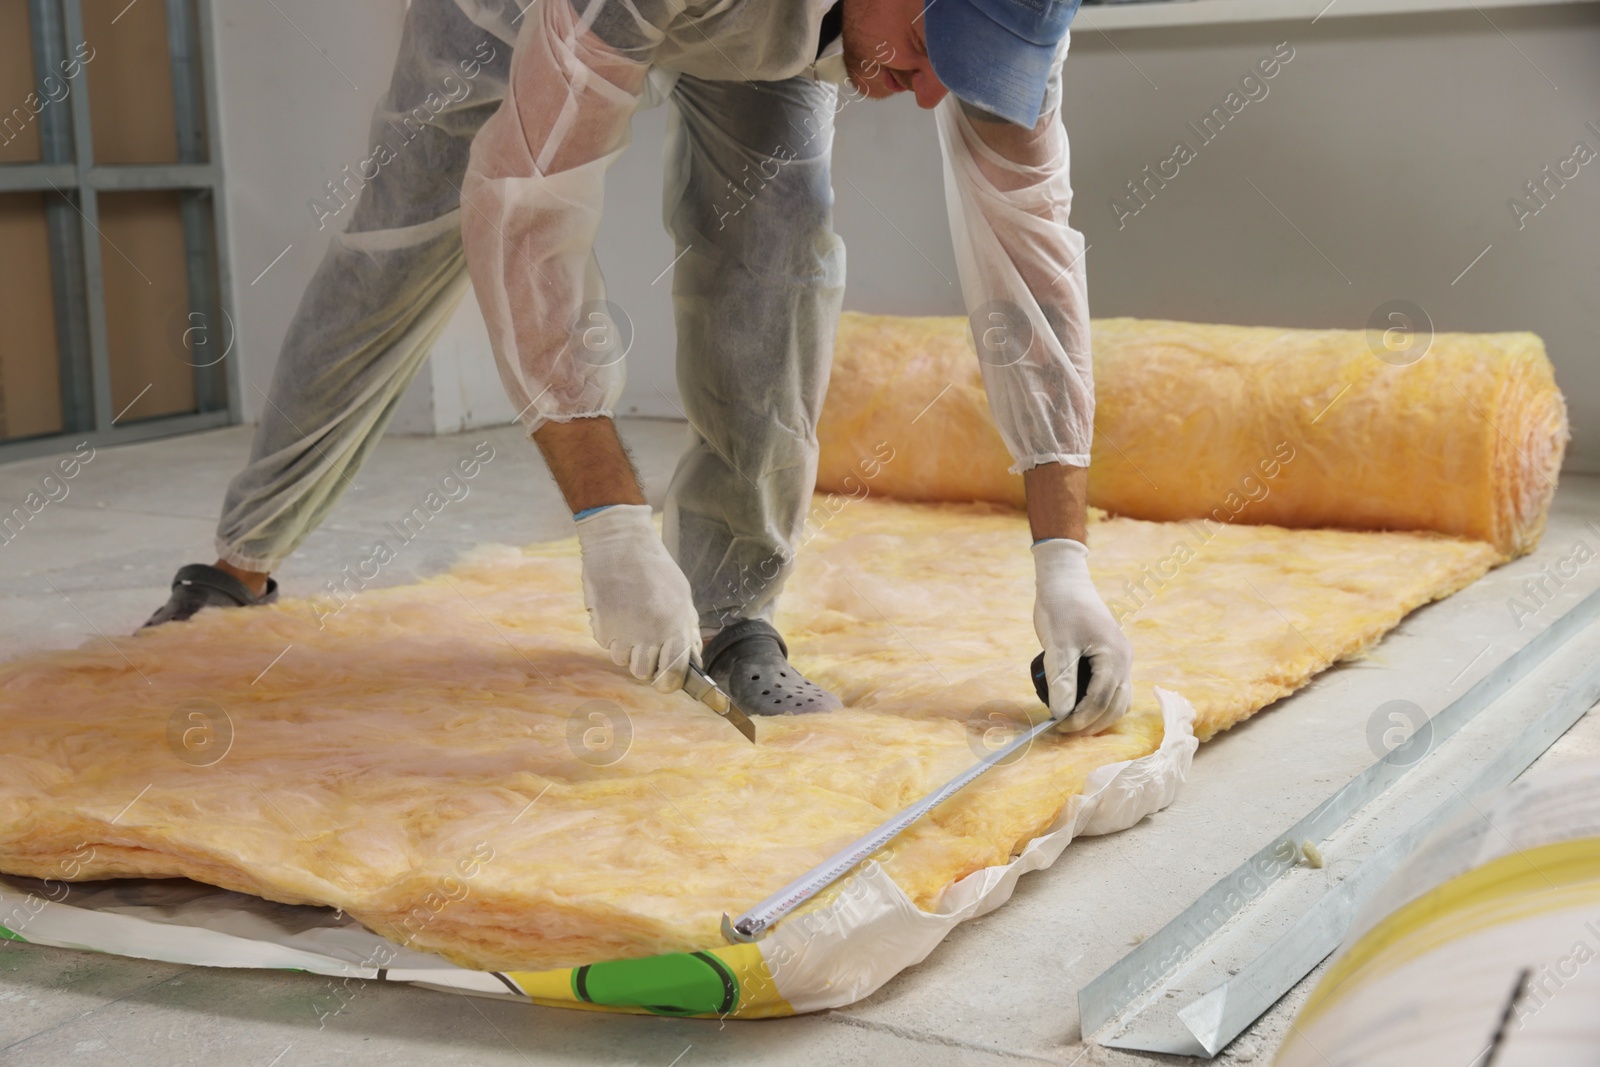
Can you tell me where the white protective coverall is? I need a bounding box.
[214,0,1109,720]
[214,0,529,572]
[461,0,1092,631]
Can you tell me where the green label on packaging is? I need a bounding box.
[571,951,739,1017]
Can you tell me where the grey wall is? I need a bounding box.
[215,2,1599,469]
[1057,4,1600,472]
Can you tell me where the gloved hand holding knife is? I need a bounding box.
[544,418,757,742]
[576,503,758,740]
[575,503,701,694]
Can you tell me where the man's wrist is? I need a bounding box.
[532,416,647,514]
[1023,461,1090,543]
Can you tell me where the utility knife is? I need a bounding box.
[684,664,757,743]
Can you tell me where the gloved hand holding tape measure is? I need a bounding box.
[1031,537,1133,733]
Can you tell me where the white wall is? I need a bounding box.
[214,1,1598,470]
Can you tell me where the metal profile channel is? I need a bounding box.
[167,0,227,414]
[165,0,206,167]
[1078,584,1600,1054]
[28,0,95,437]
[193,0,241,425]
[87,164,220,190]
[23,0,69,164]
[1166,656,1600,1056]
[0,164,219,192]
[0,411,233,464]
[59,0,114,436]
[0,163,76,192]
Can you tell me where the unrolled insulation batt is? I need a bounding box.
[0,500,1499,973]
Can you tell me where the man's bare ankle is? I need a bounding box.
[214,560,270,598]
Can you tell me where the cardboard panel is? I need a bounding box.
[98,190,194,422]
[83,0,178,164]
[0,0,43,163]
[0,193,65,440]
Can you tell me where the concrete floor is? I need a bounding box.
[2,419,1598,1067]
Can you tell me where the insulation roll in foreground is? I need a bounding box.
[816,313,1569,558]
[1275,761,1600,1067]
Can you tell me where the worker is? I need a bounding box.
[145,0,1132,735]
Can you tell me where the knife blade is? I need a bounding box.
[684,663,757,743]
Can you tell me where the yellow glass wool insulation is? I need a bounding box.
[816,313,1569,558]
[0,497,1497,972]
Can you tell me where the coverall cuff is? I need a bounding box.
[520,408,617,438]
[213,539,281,575]
[1008,452,1091,475]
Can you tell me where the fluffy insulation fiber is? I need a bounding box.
[817,313,1569,558]
[0,313,1560,974]
[0,497,1498,971]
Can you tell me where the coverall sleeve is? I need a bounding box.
[935,36,1093,472]
[461,0,666,432]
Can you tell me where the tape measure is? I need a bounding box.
[721,655,1090,943]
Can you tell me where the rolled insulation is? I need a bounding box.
[1277,762,1600,1066]
[817,313,1569,558]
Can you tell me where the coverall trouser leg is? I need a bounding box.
[660,74,847,632]
[218,10,846,641]
[214,0,514,571]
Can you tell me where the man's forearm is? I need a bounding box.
[1024,462,1089,544]
[532,416,646,514]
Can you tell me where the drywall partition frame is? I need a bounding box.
[1078,583,1600,1055]
[0,0,237,463]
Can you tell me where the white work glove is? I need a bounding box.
[574,504,701,693]
[1032,538,1134,734]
